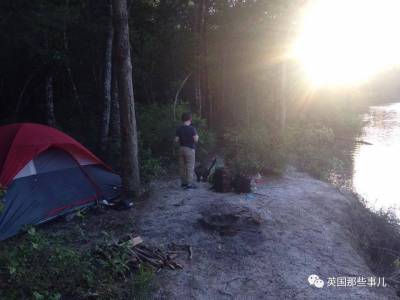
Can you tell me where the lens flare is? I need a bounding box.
[293,0,400,86]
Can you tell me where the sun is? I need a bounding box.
[293,0,400,87]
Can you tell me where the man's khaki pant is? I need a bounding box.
[179,146,195,185]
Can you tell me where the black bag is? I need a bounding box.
[232,174,252,194]
[212,168,232,193]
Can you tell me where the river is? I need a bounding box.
[337,102,400,213]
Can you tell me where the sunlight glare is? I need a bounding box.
[293,0,400,86]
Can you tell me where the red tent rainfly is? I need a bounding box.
[0,123,109,187]
[0,123,121,241]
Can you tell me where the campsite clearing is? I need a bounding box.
[133,169,398,299]
[27,168,399,299]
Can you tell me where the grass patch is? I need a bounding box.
[0,227,154,300]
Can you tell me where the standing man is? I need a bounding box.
[175,112,199,189]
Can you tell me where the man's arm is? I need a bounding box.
[175,136,180,143]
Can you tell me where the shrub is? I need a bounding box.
[106,103,215,182]
[0,228,154,300]
[137,104,179,159]
[0,227,91,299]
[221,122,344,179]
[223,125,286,175]
[138,103,216,165]
[191,115,216,162]
[285,123,341,179]
[139,140,163,183]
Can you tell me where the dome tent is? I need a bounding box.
[0,123,121,240]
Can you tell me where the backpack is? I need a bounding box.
[232,174,252,194]
[212,168,232,193]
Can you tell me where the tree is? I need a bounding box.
[108,73,121,154]
[44,32,56,128]
[194,0,209,120]
[112,0,141,198]
[63,0,82,114]
[100,0,114,154]
[45,74,56,127]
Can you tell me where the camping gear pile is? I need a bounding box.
[211,168,252,194]
[212,170,252,193]
[196,157,253,194]
[0,123,121,241]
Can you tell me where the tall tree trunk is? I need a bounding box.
[63,0,82,113]
[194,0,207,117]
[45,75,56,127]
[100,0,114,154]
[279,61,287,134]
[113,0,141,198]
[201,41,210,124]
[108,66,121,157]
[194,55,202,116]
[219,49,226,131]
[200,0,210,123]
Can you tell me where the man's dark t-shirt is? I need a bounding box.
[176,125,197,149]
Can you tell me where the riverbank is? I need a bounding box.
[135,168,397,299]
[1,168,399,299]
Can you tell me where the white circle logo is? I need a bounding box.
[308,274,324,288]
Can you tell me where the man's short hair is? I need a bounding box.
[181,112,192,122]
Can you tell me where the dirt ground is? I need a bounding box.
[44,168,398,299]
[128,168,398,300]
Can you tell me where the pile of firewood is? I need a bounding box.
[116,236,189,271]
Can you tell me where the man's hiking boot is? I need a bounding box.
[181,183,188,188]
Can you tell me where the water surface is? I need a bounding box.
[348,103,400,212]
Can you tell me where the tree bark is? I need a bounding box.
[202,39,210,124]
[219,49,226,130]
[279,61,287,134]
[100,0,114,154]
[108,66,121,156]
[194,55,202,116]
[200,0,210,123]
[45,75,56,127]
[112,0,141,198]
[63,0,82,113]
[194,0,208,118]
